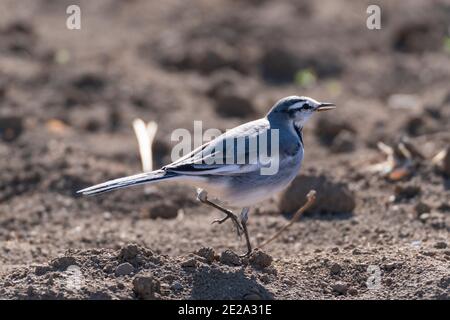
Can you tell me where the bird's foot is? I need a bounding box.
[211,212,243,237]
[198,189,243,237]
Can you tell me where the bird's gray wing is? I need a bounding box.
[163,118,270,175]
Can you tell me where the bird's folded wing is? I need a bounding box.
[163,119,269,176]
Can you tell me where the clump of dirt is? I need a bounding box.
[278,174,356,214]
[0,244,281,300]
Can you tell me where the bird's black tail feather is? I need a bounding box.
[77,170,177,196]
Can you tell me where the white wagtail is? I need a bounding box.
[78,96,335,256]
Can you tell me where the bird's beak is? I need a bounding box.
[316,102,336,112]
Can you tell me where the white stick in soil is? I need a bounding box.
[132,118,158,172]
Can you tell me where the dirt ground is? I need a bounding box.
[0,0,449,300]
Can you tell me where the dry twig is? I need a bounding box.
[258,190,317,249]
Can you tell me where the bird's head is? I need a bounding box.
[267,96,336,128]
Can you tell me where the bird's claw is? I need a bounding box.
[211,213,243,237]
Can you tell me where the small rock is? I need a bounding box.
[102,263,115,274]
[50,256,77,270]
[332,282,348,295]
[249,249,273,269]
[115,262,134,276]
[385,278,394,286]
[196,247,216,264]
[118,243,153,266]
[279,174,355,214]
[419,213,430,222]
[438,276,450,289]
[260,274,271,284]
[384,263,396,271]
[348,287,358,296]
[180,258,197,268]
[419,212,446,230]
[352,248,362,255]
[434,242,447,249]
[220,250,241,266]
[133,275,160,300]
[119,244,140,262]
[415,201,431,215]
[330,263,342,275]
[394,184,421,200]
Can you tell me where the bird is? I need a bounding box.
[77,96,335,256]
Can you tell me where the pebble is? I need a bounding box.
[384,263,396,272]
[196,247,216,264]
[394,184,421,200]
[50,256,77,270]
[434,242,447,249]
[220,250,241,266]
[415,202,431,215]
[279,174,355,214]
[133,275,161,300]
[330,263,342,275]
[348,287,358,296]
[180,258,198,268]
[115,262,134,276]
[249,249,273,269]
[332,282,348,295]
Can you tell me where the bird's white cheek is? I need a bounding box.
[294,113,313,127]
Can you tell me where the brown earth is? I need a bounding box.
[0,0,449,299]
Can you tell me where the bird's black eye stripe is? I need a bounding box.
[302,103,312,110]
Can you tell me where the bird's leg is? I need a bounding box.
[196,189,242,237]
[239,207,252,257]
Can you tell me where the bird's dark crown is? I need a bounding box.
[268,96,313,114]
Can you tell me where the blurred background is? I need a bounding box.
[0,0,449,299]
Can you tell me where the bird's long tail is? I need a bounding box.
[77,169,178,196]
